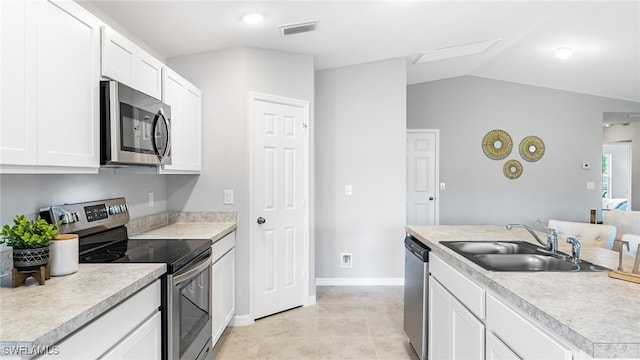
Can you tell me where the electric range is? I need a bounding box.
[40,197,213,360]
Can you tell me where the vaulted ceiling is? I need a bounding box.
[86,1,640,103]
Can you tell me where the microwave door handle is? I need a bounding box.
[152,109,171,164]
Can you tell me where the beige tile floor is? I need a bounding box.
[213,286,420,360]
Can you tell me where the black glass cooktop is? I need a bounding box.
[81,238,212,274]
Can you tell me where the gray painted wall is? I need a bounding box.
[0,170,168,227]
[604,123,640,210]
[408,76,640,225]
[166,47,315,317]
[315,58,407,279]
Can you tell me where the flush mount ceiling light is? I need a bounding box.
[554,47,573,60]
[414,38,502,64]
[242,13,264,25]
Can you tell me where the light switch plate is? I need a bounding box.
[345,185,353,196]
[586,181,595,190]
[224,190,234,205]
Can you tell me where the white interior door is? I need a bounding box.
[407,130,439,225]
[253,96,308,319]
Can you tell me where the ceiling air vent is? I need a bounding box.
[279,21,317,36]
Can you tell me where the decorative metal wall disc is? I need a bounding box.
[503,159,523,180]
[482,129,513,160]
[519,136,545,162]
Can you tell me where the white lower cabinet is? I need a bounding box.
[429,252,578,360]
[429,276,484,360]
[100,312,161,360]
[486,332,521,360]
[212,232,236,346]
[486,293,572,360]
[40,280,161,360]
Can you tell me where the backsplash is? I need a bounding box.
[1,211,237,286]
[168,211,236,223]
[126,211,236,236]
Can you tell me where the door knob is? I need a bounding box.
[429,197,434,201]
[257,217,266,224]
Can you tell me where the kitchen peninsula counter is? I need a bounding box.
[407,225,640,359]
[0,263,165,355]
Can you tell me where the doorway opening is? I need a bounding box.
[602,141,632,211]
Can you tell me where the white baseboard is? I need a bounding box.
[305,295,317,306]
[229,313,253,327]
[315,277,404,286]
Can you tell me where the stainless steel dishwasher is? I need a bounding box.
[404,235,430,360]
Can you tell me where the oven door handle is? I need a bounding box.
[173,252,211,285]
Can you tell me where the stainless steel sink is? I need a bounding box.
[441,241,609,272]
[443,241,542,255]
[474,254,578,271]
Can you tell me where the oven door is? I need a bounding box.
[167,249,212,360]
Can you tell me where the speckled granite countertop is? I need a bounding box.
[129,222,236,242]
[407,225,640,359]
[0,263,165,352]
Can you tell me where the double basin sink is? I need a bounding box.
[441,241,609,272]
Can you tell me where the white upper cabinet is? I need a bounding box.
[0,0,34,166]
[161,67,202,173]
[101,26,163,100]
[0,0,100,173]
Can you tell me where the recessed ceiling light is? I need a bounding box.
[414,39,502,64]
[554,47,573,60]
[242,13,264,25]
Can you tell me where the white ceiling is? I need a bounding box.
[85,1,640,103]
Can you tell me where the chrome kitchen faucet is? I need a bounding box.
[506,223,559,253]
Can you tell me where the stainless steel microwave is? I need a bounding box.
[100,80,171,167]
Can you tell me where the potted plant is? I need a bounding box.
[1,215,61,272]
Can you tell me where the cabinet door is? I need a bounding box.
[181,82,202,171]
[429,276,451,360]
[134,52,163,101]
[34,0,100,168]
[161,67,202,173]
[212,247,236,346]
[451,294,484,359]
[100,312,162,360]
[102,26,162,100]
[0,0,36,165]
[487,332,521,360]
[101,26,135,87]
[429,276,484,360]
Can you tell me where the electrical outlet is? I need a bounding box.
[340,253,352,268]
[148,191,154,207]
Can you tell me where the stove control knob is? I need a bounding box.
[119,204,128,213]
[60,212,80,224]
[108,206,118,215]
